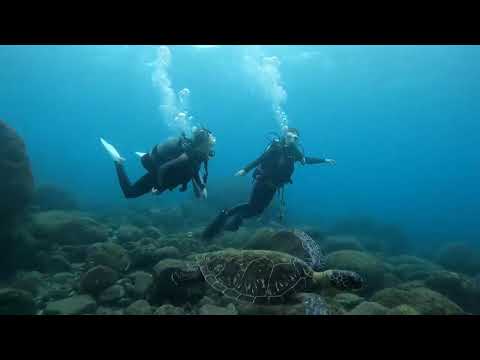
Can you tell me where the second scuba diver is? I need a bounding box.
[100,127,216,200]
[201,127,335,240]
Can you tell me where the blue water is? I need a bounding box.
[1,45,479,249]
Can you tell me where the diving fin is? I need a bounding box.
[201,210,229,241]
[100,138,125,163]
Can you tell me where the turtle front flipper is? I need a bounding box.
[313,270,364,291]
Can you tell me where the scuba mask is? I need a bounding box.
[285,131,299,145]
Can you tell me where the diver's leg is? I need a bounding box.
[243,181,277,218]
[115,163,156,198]
[223,181,276,231]
[201,196,253,240]
[201,209,230,240]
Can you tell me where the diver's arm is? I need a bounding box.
[192,171,207,199]
[156,153,190,185]
[238,145,276,175]
[302,156,336,165]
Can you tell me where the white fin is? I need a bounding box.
[135,152,147,158]
[100,138,125,163]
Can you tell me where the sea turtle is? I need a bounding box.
[173,249,363,306]
[246,228,327,271]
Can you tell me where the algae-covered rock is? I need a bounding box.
[148,259,205,306]
[116,225,143,243]
[96,306,123,315]
[12,271,45,296]
[326,250,384,293]
[0,288,36,315]
[424,271,480,314]
[0,120,34,221]
[156,246,181,259]
[371,286,465,315]
[86,242,131,273]
[387,256,442,281]
[80,265,118,295]
[348,301,389,315]
[154,304,186,315]
[333,292,364,310]
[44,294,96,315]
[124,300,153,315]
[143,226,163,239]
[244,227,277,250]
[322,235,364,253]
[98,285,125,304]
[199,303,238,315]
[60,245,89,263]
[128,271,153,298]
[383,273,402,288]
[35,252,72,274]
[386,305,420,315]
[436,243,480,276]
[30,211,109,247]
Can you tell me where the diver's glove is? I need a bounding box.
[325,159,336,165]
[235,169,247,177]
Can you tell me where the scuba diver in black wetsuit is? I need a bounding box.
[100,127,216,200]
[201,127,335,240]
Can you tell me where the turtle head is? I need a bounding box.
[328,270,364,291]
[313,270,364,291]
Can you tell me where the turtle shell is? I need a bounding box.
[196,249,314,305]
[248,229,327,271]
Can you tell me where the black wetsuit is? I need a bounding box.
[115,136,207,199]
[202,139,327,239]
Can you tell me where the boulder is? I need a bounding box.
[0,121,35,273]
[128,271,154,298]
[30,211,109,247]
[326,250,384,294]
[116,225,143,243]
[154,304,186,315]
[148,259,205,306]
[80,265,118,295]
[436,243,480,276]
[0,120,34,220]
[424,271,480,314]
[124,300,153,315]
[386,305,420,315]
[348,301,389,315]
[59,245,89,263]
[199,303,238,315]
[156,246,181,259]
[322,235,364,253]
[96,306,123,315]
[0,288,36,315]
[333,292,364,310]
[371,286,465,315]
[98,285,125,304]
[12,271,45,296]
[35,252,72,274]
[44,294,96,315]
[86,242,130,273]
[143,226,163,239]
